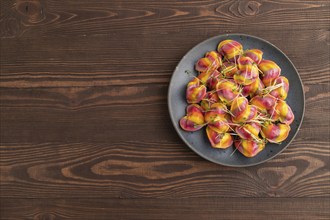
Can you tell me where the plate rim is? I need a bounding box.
[168,33,306,167]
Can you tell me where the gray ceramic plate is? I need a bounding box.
[168,34,305,167]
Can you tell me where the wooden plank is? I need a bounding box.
[0,29,329,88]
[0,82,328,143]
[0,140,329,198]
[1,0,329,40]
[1,198,329,220]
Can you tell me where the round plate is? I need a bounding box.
[168,34,305,167]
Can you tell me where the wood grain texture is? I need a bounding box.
[0,83,329,143]
[1,198,330,220]
[0,140,329,198]
[0,30,329,88]
[1,0,329,39]
[1,0,330,219]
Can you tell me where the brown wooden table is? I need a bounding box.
[1,0,329,219]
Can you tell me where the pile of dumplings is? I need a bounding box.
[180,39,294,157]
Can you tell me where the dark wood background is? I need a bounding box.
[1,0,329,219]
